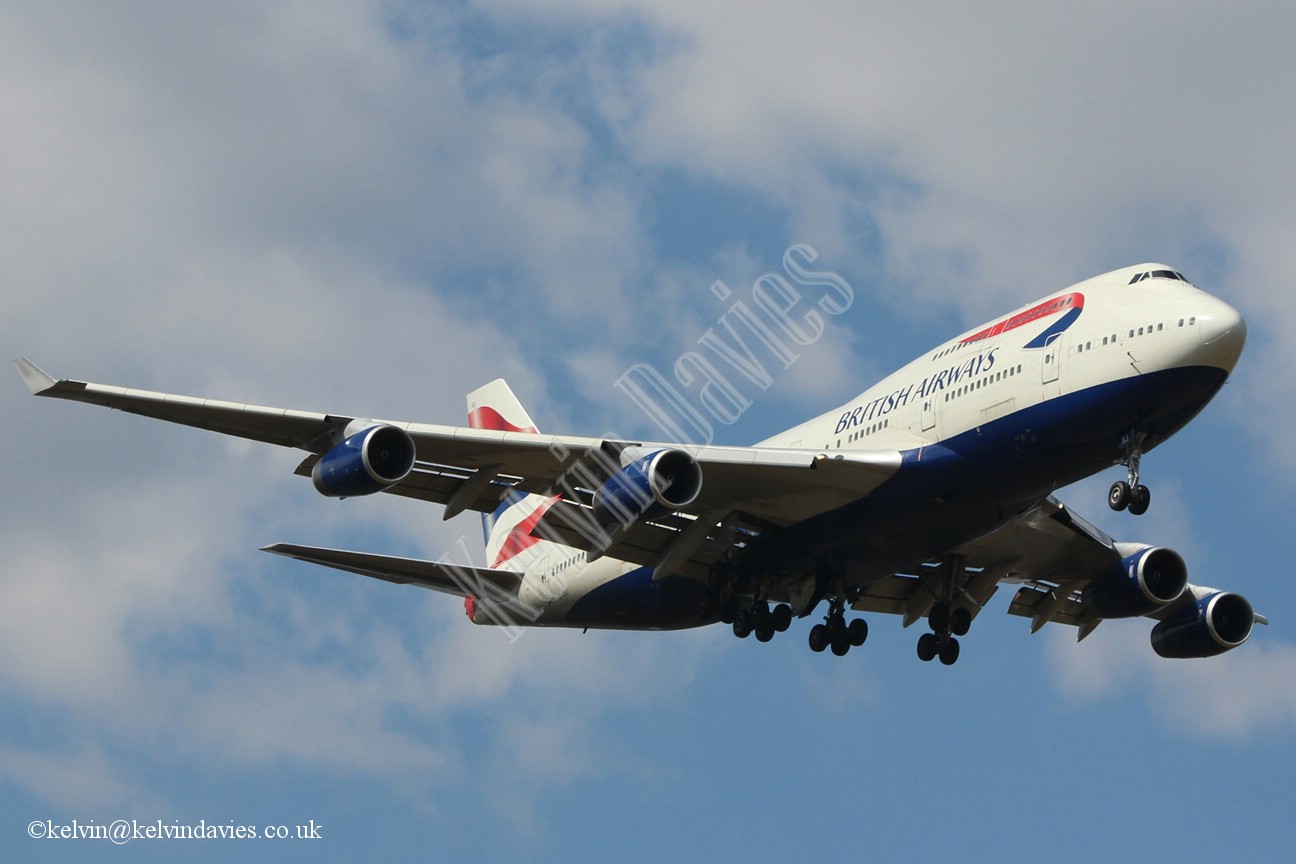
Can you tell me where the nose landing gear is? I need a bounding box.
[1109,432,1151,516]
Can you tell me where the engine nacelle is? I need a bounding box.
[1083,545,1188,618]
[311,424,416,497]
[1151,591,1256,658]
[592,448,702,526]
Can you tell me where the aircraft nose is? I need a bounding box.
[1197,298,1247,371]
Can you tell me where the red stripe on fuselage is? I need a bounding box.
[960,292,1084,345]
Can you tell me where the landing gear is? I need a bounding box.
[917,603,963,665]
[807,597,868,657]
[916,632,960,665]
[913,555,985,666]
[731,599,792,642]
[1108,481,1151,515]
[1110,433,1152,515]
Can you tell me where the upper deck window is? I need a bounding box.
[1128,269,1190,285]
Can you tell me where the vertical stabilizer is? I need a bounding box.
[467,379,539,435]
[466,380,553,567]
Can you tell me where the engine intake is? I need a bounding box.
[1083,546,1188,618]
[312,424,416,497]
[592,448,702,526]
[1152,592,1256,658]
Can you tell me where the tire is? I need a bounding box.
[755,624,775,642]
[848,618,868,647]
[950,606,972,637]
[1108,480,1131,511]
[1128,484,1151,516]
[733,617,753,639]
[939,637,960,665]
[831,635,851,657]
[917,632,938,662]
[771,604,793,633]
[808,623,829,652]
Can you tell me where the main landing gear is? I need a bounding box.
[912,555,981,665]
[916,602,970,665]
[1109,432,1151,516]
[712,562,794,643]
[807,595,868,657]
[731,600,793,642]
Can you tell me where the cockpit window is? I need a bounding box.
[1128,270,1190,285]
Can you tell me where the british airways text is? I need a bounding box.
[834,349,999,434]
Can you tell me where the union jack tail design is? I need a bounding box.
[465,379,555,570]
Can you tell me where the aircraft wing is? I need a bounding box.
[848,496,1121,634]
[261,543,523,597]
[852,495,1266,637]
[16,359,901,530]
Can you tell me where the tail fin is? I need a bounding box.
[466,380,553,566]
[467,379,539,435]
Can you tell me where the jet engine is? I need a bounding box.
[1151,591,1257,658]
[311,424,416,497]
[1083,545,1188,618]
[592,448,702,526]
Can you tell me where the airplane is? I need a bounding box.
[15,263,1267,665]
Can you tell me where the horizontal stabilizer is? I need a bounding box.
[262,542,523,597]
[14,358,56,395]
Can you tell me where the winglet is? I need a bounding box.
[14,358,57,395]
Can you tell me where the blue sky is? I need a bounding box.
[3,2,1295,861]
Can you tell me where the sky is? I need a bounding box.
[3,1,1295,861]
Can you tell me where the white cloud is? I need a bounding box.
[0,745,169,816]
[0,0,695,819]
[488,2,1296,341]
[1048,622,1296,740]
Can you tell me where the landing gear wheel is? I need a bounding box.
[917,632,939,662]
[950,606,972,637]
[1108,480,1131,512]
[808,623,830,653]
[755,623,775,642]
[938,637,961,665]
[830,633,851,656]
[733,617,753,639]
[848,618,869,647]
[771,604,793,633]
[1128,484,1151,516]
